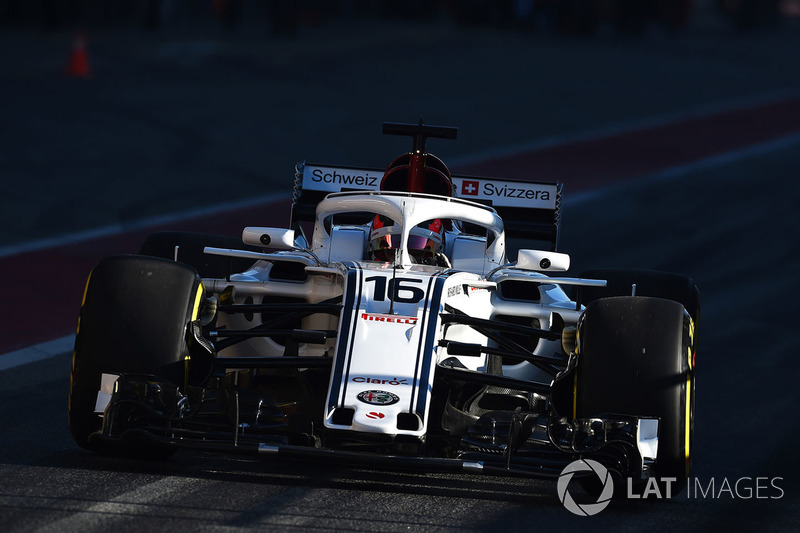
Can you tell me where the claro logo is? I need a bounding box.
[352,377,409,386]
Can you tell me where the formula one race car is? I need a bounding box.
[68,122,698,494]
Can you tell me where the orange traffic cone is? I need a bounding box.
[65,32,91,78]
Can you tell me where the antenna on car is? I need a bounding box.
[388,263,397,315]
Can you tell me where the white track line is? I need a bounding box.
[448,88,800,168]
[567,129,800,206]
[0,335,75,371]
[35,476,209,532]
[0,192,291,259]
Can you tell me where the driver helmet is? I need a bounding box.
[380,153,454,197]
[368,215,443,264]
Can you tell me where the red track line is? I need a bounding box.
[3,203,291,354]
[455,97,800,190]
[3,96,800,355]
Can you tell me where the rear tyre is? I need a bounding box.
[575,296,695,494]
[68,255,204,455]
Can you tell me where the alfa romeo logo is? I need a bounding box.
[557,459,614,516]
[356,390,399,406]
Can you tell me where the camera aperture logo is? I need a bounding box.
[557,459,614,516]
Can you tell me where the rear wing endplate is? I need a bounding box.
[290,162,563,251]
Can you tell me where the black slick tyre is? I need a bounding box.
[68,255,204,454]
[575,296,695,492]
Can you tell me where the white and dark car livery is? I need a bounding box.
[68,123,698,495]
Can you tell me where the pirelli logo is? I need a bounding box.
[360,313,418,324]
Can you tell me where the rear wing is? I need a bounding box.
[290,162,563,251]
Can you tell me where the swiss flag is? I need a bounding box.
[461,180,480,196]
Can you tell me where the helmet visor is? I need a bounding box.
[370,234,437,262]
[371,234,400,262]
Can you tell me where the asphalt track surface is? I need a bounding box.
[2,15,800,532]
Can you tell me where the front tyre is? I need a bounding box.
[575,296,696,492]
[68,255,204,454]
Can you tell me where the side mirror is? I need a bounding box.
[516,249,570,272]
[242,227,296,250]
